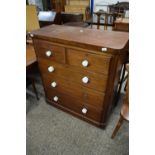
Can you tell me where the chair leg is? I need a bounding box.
[31,78,39,100]
[111,115,124,139]
[115,64,126,106]
[123,74,128,91]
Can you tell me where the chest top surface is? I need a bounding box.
[32,25,129,50]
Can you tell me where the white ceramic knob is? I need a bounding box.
[53,96,58,102]
[48,66,54,72]
[82,60,89,67]
[82,77,89,84]
[82,108,87,114]
[30,33,34,37]
[51,81,57,88]
[101,47,107,52]
[46,50,52,57]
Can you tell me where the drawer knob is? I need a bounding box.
[46,50,52,57]
[30,33,34,37]
[101,47,107,52]
[82,60,89,67]
[82,108,87,114]
[53,96,58,102]
[82,76,89,84]
[48,66,55,72]
[51,81,57,87]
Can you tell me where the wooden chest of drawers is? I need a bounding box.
[32,25,129,128]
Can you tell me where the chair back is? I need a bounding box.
[61,12,83,24]
[26,5,40,32]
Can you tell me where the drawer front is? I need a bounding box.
[33,39,66,63]
[39,59,108,92]
[45,89,103,122]
[42,74,105,109]
[67,49,112,75]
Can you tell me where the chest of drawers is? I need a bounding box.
[32,25,129,128]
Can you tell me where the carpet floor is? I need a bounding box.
[26,75,129,155]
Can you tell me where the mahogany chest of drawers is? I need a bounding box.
[32,25,129,128]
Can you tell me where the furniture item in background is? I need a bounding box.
[111,64,129,138]
[26,5,40,32]
[61,12,83,23]
[26,5,40,100]
[65,0,90,20]
[51,0,66,12]
[61,12,89,27]
[26,44,39,100]
[26,44,37,67]
[93,11,118,30]
[26,76,39,100]
[108,2,129,15]
[42,0,52,10]
[85,10,122,30]
[31,25,129,128]
[113,18,129,32]
[63,22,89,27]
[38,11,61,27]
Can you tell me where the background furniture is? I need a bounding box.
[51,0,66,12]
[38,11,61,27]
[114,18,129,32]
[108,2,129,15]
[26,77,39,100]
[111,64,129,138]
[32,25,129,128]
[26,5,40,32]
[85,10,123,30]
[65,0,90,20]
[93,11,117,30]
[61,12,89,27]
[26,44,37,67]
[61,12,83,23]
[26,44,39,100]
[63,22,89,27]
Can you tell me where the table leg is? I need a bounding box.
[104,15,107,30]
[97,14,101,29]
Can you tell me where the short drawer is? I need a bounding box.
[45,89,103,122]
[33,39,65,63]
[42,74,105,109]
[39,59,108,92]
[67,49,112,75]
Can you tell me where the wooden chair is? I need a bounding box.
[26,40,39,100]
[26,5,40,32]
[26,76,39,100]
[26,5,40,100]
[61,12,89,28]
[111,64,129,139]
[26,5,40,44]
[61,12,84,24]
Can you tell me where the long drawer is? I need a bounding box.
[33,39,66,64]
[45,88,103,122]
[67,48,112,75]
[42,74,105,109]
[38,58,108,92]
